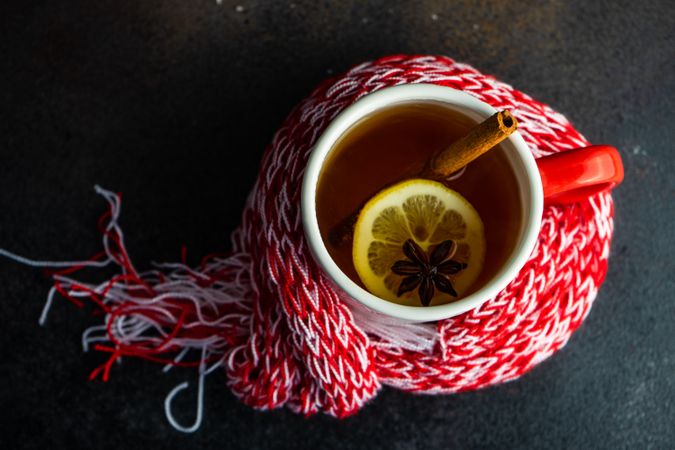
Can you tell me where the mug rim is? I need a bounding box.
[301,83,543,322]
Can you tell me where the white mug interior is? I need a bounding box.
[301,84,543,322]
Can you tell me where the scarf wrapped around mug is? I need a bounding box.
[10,55,615,432]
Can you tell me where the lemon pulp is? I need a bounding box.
[352,179,486,306]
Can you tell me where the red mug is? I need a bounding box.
[536,145,623,204]
[302,84,624,321]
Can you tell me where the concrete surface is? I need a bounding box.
[0,0,673,449]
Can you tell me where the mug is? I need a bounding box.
[301,84,623,322]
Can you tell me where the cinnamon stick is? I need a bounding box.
[328,110,518,246]
[423,110,517,179]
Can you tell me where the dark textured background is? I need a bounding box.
[1,1,674,449]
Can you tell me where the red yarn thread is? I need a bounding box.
[32,55,614,429]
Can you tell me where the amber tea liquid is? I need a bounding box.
[316,102,523,299]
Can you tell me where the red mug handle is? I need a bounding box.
[536,145,624,204]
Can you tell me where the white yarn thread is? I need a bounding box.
[164,345,207,433]
[38,287,57,326]
[0,248,113,268]
[342,294,438,353]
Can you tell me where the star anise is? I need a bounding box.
[391,239,467,306]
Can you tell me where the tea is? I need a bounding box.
[315,101,523,302]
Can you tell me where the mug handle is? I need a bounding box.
[536,145,624,204]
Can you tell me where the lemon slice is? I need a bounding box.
[352,179,485,306]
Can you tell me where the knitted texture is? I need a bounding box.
[35,55,614,426]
